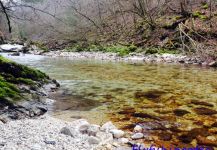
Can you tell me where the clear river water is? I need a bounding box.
[2,53,217,148]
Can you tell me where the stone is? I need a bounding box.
[173,109,190,116]
[110,129,125,138]
[191,100,214,107]
[101,121,117,132]
[10,52,20,56]
[209,61,217,67]
[87,124,100,136]
[96,132,113,143]
[44,140,56,145]
[131,133,144,140]
[31,144,42,150]
[196,136,217,147]
[194,107,217,115]
[60,127,74,137]
[78,121,90,133]
[118,138,129,144]
[88,136,101,145]
[133,125,143,133]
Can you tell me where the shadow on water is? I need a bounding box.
[50,91,101,111]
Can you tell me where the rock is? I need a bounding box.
[118,138,129,144]
[32,106,47,116]
[209,61,217,67]
[101,121,117,132]
[44,140,56,145]
[173,109,190,116]
[88,136,101,145]
[60,127,74,137]
[131,133,144,140]
[196,136,217,147]
[190,100,214,107]
[194,107,217,115]
[134,125,143,133]
[134,90,166,101]
[110,129,125,138]
[10,52,20,56]
[96,132,113,143]
[78,122,90,133]
[0,44,24,52]
[87,124,100,136]
[31,144,42,150]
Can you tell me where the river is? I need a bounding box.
[2,53,217,147]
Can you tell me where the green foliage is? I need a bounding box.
[193,11,208,20]
[65,43,138,56]
[33,41,49,52]
[201,2,209,9]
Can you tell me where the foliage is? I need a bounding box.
[144,47,179,55]
[66,43,138,56]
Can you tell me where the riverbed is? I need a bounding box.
[2,53,217,148]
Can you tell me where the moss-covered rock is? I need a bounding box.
[0,56,49,82]
[0,56,50,105]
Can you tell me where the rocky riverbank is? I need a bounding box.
[0,55,59,123]
[0,114,156,150]
[43,51,217,67]
[1,43,217,67]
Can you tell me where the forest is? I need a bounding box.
[0,0,217,59]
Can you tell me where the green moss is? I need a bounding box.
[0,76,21,103]
[0,56,48,82]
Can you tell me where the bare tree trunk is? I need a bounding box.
[0,0,12,33]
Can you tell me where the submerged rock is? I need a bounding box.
[190,100,214,107]
[173,109,190,116]
[196,136,217,147]
[194,107,217,115]
[134,90,166,101]
[178,128,209,143]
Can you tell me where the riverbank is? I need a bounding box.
[0,114,153,150]
[43,51,217,67]
[0,55,59,122]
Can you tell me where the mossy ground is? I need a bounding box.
[0,56,49,105]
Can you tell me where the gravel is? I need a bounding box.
[0,115,106,150]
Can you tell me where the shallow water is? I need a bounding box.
[2,53,217,148]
